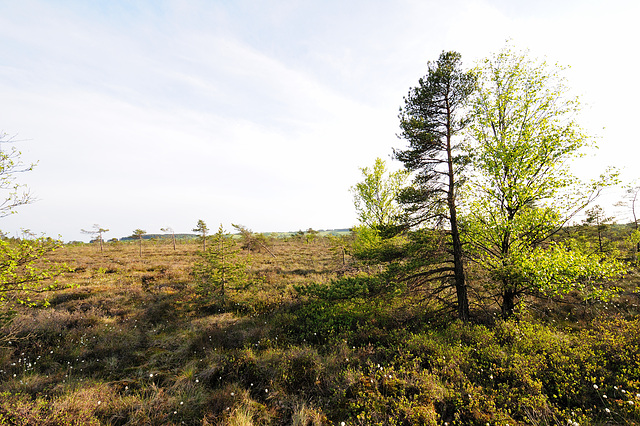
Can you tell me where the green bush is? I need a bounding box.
[295,275,389,301]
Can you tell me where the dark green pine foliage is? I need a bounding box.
[393,51,476,322]
[193,225,247,304]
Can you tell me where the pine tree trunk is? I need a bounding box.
[220,238,226,303]
[446,108,469,322]
[452,230,469,321]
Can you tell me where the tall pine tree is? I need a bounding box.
[394,51,476,321]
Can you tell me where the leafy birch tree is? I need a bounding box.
[350,158,408,264]
[350,157,408,232]
[464,46,622,317]
[0,134,65,313]
[393,51,476,321]
[0,133,35,217]
[0,236,64,310]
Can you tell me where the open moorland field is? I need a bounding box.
[1,235,640,426]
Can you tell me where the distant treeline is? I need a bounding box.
[116,228,351,242]
[118,233,199,242]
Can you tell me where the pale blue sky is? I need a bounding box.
[0,0,638,241]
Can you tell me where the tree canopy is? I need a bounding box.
[193,219,209,251]
[350,157,407,232]
[0,134,65,312]
[394,50,476,321]
[462,46,622,316]
[352,46,628,319]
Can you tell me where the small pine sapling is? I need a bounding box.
[192,224,248,304]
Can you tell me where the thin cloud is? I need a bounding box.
[0,0,637,239]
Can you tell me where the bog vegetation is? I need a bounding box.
[1,45,640,425]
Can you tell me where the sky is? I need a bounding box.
[0,0,638,242]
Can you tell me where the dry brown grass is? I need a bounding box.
[6,234,635,424]
[42,237,346,303]
[0,236,351,424]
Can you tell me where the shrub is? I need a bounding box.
[295,275,389,301]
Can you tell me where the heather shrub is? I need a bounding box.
[295,275,389,301]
